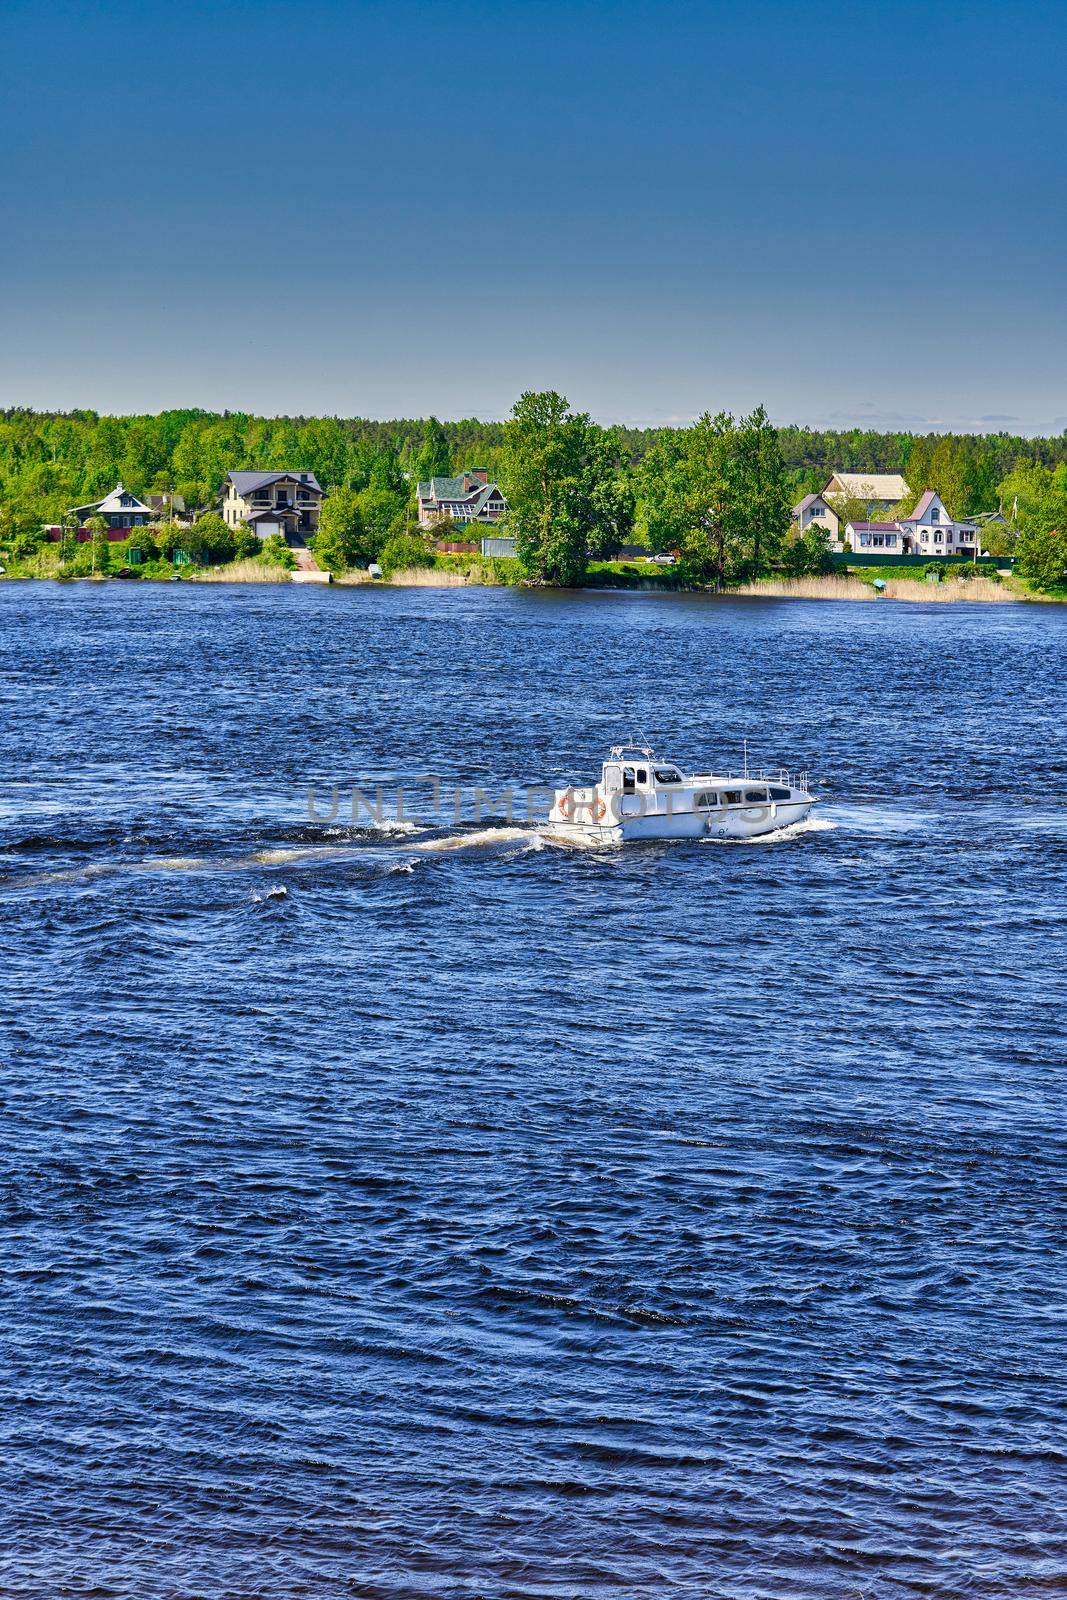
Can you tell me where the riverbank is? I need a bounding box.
[0,550,1054,601]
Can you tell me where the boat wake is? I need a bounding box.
[4,810,835,892]
[412,826,542,855]
[701,814,837,845]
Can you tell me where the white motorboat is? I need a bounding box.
[548,743,814,843]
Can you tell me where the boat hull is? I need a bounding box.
[549,798,814,844]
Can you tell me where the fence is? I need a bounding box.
[481,536,519,558]
[831,552,1015,570]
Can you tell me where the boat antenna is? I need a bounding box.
[743,737,748,778]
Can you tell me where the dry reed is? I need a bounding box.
[193,559,291,583]
[734,574,1015,603]
[385,566,474,587]
[881,576,1013,602]
[733,575,876,601]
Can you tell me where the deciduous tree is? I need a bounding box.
[86,514,110,573]
[503,391,627,585]
[314,486,368,573]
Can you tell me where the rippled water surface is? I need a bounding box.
[2,582,1066,1598]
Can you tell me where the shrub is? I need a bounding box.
[185,512,235,565]
[233,525,261,559]
[378,533,436,578]
[1016,526,1067,591]
[261,534,296,570]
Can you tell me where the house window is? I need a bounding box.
[930,507,940,522]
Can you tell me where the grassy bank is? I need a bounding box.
[2,549,1056,603]
[1,547,294,583]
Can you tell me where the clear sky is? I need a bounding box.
[1,0,1064,431]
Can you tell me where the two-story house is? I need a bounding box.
[69,483,155,530]
[843,490,981,556]
[416,468,508,529]
[792,472,909,544]
[222,471,324,541]
[45,482,156,542]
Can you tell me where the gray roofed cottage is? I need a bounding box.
[417,468,508,529]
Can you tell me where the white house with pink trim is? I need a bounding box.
[843,490,982,556]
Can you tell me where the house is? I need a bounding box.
[792,472,909,543]
[842,520,906,553]
[823,471,908,507]
[45,482,156,541]
[416,468,508,529]
[844,490,981,556]
[222,471,324,541]
[146,492,193,524]
[71,482,156,529]
[896,489,979,555]
[792,490,839,539]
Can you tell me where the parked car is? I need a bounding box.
[651,552,677,565]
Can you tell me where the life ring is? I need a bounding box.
[594,798,607,822]
[557,790,574,821]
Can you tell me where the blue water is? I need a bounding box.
[2,582,1066,1598]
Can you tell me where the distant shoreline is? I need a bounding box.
[3,569,1055,603]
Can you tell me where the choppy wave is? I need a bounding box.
[2,581,1066,1599]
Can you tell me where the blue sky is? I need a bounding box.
[1,0,1064,431]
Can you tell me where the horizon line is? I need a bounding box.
[2,399,1065,440]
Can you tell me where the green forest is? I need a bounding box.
[1,399,1065,590]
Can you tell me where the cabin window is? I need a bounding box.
[722,790,742,804]
[696,791,718,808]
[744,789,769,803]
[622,767,636,792]
[654,768,680,783]
[635,769,647,785]
[769,786,791,800]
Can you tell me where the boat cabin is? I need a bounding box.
[601,753,683,794]
[598,747,799,810]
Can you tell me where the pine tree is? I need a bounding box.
[415,418,450,483]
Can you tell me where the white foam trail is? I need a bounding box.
[413,826,538,854]
[702,815,838,845]
[540,827,618,851]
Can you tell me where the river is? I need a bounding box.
[2,581,1066,1597]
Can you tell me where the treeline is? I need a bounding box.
[1,400,1064,590]
[3,404,1067,521]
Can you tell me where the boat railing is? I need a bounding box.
[692,765,810,791]
[605,753,813,792]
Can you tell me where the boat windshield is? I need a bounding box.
[654,767,682,783]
